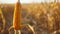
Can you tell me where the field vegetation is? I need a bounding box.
[0,2,60,34]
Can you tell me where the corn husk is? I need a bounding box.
[13,2,22,30]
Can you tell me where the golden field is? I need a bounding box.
[0,3,60,34]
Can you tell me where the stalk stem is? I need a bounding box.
[14,30,21,34]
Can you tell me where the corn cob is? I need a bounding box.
[13,0,21,30]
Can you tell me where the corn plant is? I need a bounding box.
[0,8,6,33]
[8,0,35,34]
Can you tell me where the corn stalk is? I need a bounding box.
[9,0,35,34]
[0,8,6,32]
[13,0,21,34]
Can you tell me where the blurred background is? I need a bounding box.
[0,0,60,34]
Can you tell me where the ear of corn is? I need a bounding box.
[13,2,22,30]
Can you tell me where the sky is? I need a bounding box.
[0,0,55,4]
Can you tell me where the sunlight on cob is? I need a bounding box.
[8,0,35,34]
